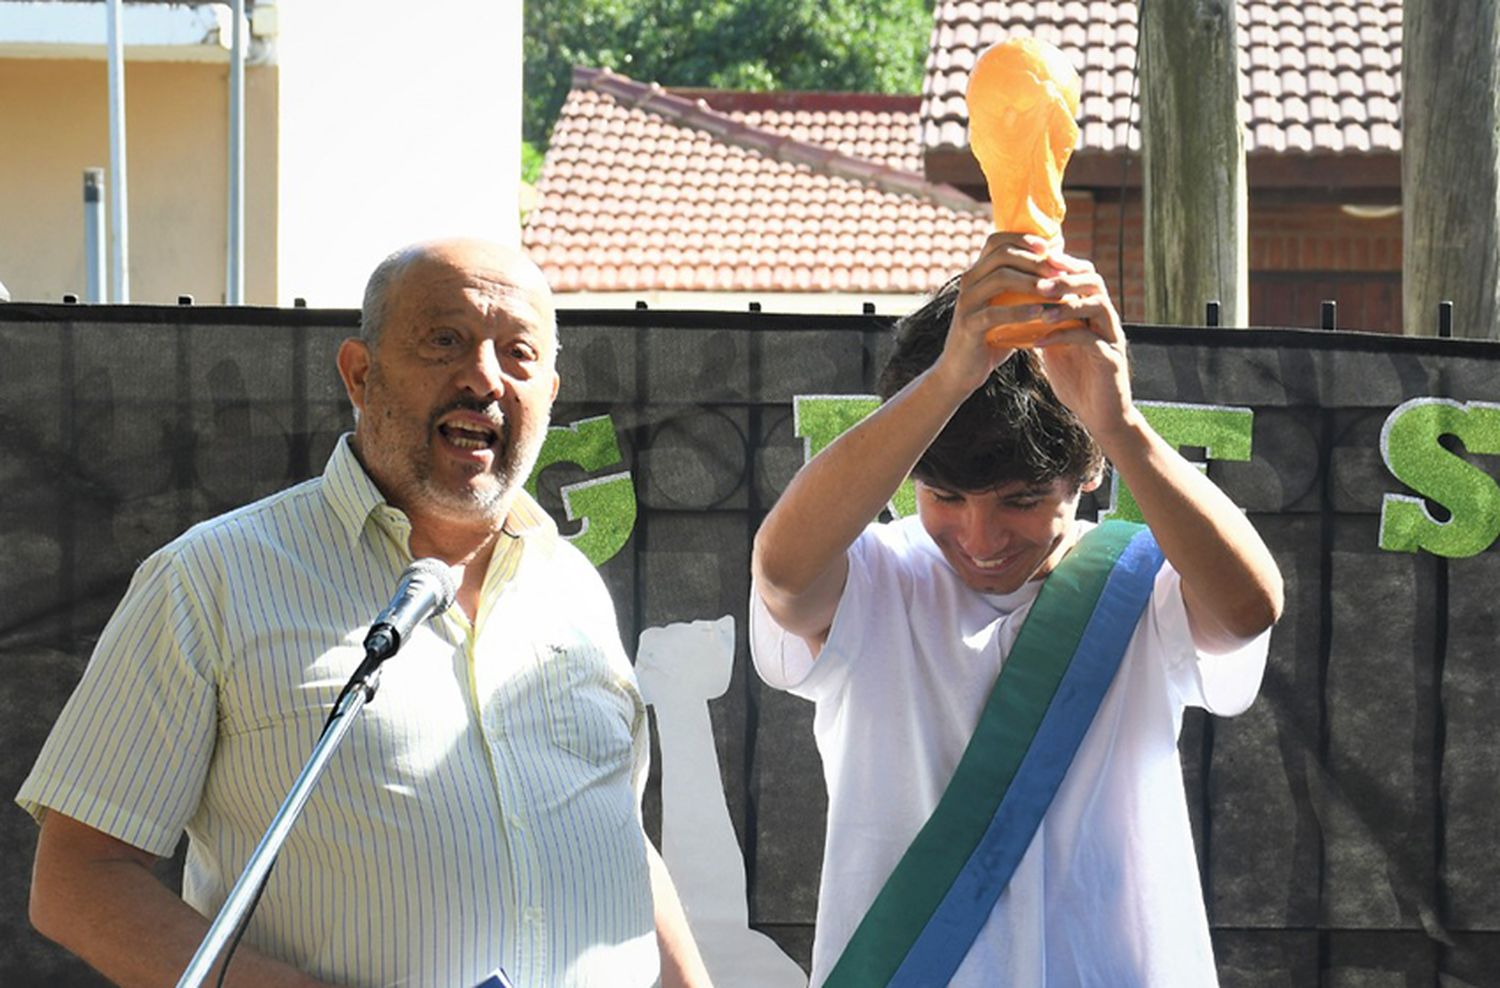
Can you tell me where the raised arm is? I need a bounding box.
[752,233,1062,647]
[30,811,336,988]
[1029,257,1284,650]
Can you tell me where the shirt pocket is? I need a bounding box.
[535,641,639,765]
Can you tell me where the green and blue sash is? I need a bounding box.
[823,521,1165,988]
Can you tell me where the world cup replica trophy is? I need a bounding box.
[966,36,1083,346]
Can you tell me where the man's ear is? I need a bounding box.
[549,368,560,403]
[1079,471,1104,494]
[336,338,372,413]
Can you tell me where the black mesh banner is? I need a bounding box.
[4,304,1500,985]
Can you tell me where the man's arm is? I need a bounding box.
[1030,260,1284,649]
[752,232,1063,648]
[646,841,713,988]
[30,810,336,988]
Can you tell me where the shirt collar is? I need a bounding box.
[503,487,557,541]
[321,434,390,544]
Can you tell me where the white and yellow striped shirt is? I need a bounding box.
[18,436,658,988]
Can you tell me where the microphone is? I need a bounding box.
[361,558,458,664]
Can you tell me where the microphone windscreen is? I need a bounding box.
[405,557,458,612]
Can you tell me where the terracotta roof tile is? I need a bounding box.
[525,68,991,296]
[667,89,928,173]
[924,0,1402,156]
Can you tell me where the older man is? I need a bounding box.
[19,240,709,988]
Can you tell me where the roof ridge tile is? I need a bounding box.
[573,65,986,217]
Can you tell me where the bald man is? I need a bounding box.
[20,241,710,988]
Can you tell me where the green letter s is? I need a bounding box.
[1379,398,1500,557]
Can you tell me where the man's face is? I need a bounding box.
[915,475,1093,595]
[338,245,560,532]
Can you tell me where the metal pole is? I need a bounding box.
[84,169,107,302]
[227,0,246,304]
[106,0,130,302]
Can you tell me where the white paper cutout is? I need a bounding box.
[638,617,808,988]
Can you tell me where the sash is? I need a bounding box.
[823,521,1165,988]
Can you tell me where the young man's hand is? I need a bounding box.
[940,233,1134,437]
[936,231,1064,396]
[1029,251,1136,438]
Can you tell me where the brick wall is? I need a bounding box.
[1250,203,1403,273]
[1060,191,1147,323]
[1066,192,1404,331]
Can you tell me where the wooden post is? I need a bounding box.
[1403,0,1500,339]
[1140,0,1247,327]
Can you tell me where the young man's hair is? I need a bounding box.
[877,276,1105,492]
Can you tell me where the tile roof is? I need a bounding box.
[524,67,991,295]
[674,90,925,173]
[923,0,1403,156]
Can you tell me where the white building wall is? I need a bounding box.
[273,0,521,306]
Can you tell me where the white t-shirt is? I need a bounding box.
[751,517,1269,988]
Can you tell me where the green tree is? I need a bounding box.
[523,0,932,149]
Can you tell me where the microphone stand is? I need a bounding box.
[175,664,385,988]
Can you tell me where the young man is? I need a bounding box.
[751,232,1283,986]
[20,240,709,988]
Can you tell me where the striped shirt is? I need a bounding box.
[18,436,658,988]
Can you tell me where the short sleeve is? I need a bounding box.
[16,548,220,856]
[748,586,818,690]
[750,525,888,702]
[1152,563,1270,716]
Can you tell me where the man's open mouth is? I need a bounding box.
[438,422,499,450]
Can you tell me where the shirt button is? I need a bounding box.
[508,813,525,831]
[525,906,545,924]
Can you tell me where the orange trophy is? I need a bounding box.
[965,36,1082,346]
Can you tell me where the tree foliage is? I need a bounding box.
[524,0,933,147]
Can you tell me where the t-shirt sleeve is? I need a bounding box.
[15,547,220,857]
[748,587,818,690]
[1152,562,1270,716]
[750,524,888,702]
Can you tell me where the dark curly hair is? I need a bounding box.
[878,276,1105,492]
